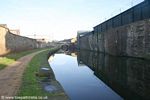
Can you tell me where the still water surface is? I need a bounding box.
[49,50,150,100]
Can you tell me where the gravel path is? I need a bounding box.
[0,50,45,97]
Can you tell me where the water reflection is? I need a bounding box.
[77,50,150,100]
[49,50,122,100]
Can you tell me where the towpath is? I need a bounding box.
[0,50,45,97]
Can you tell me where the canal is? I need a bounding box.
[49,50,150,100]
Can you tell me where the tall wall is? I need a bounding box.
[79,33,94,50]
[104,19,150,57]
[126,19,150,57]
[0,26,45,56]
[78,19,150,58]
[5,31,37,52]
[78,1,150,58]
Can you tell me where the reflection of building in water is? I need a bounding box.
[48,55,54,62]
[77,51,86,67]
[77,61,85,67]
[77,50,150,100]
[71,53,76,57]
[64,50,77,57]
[62,50,85,67]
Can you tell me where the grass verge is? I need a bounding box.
[17,49,50,96]
[17,48,68,99]
[0,48,46,70]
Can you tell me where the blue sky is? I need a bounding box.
[0,0,143,41]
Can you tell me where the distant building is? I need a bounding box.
[0,24,20,35]
[77,31,93,49]
[59,39,71,44]
[36,38,46,43]
[10,29,20,35]
[0,24,7,28]
[71,37,77,43]
[77,31,91,37]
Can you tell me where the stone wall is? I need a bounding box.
[104,25,127,56]
[5,32,37,52]
[79,33,92,50]
[0,26,45,56]
[78,19,150,58]
[126,19,150,57]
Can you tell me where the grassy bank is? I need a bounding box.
[0,48,46,70]
[17,48,68,99]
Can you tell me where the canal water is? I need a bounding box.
[49,50,150,100]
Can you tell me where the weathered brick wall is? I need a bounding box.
[97,32,105,52]
[100,19,150,58]
[78,32,98,51]
[126,19,150,57]
[78,19,150,58]
[0,26,45,56]
[79,35,89,50]
[104,24,127,56]
[79,34,92,50]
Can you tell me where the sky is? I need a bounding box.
[0,0,144,41]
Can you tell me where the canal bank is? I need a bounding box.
[17,48,68,100]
